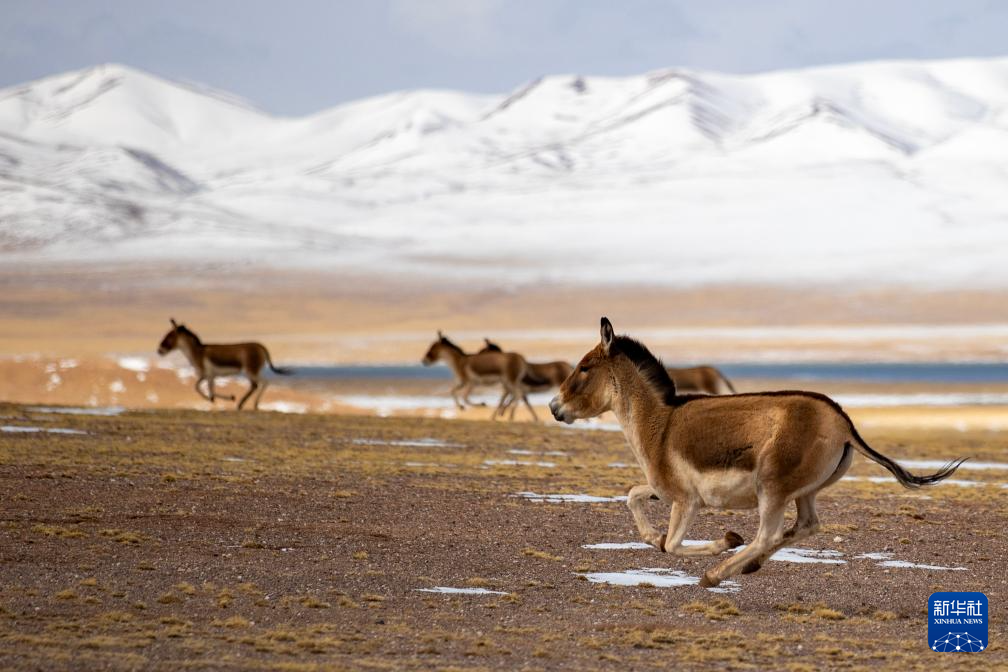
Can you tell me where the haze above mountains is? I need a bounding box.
[3,59,1008,287]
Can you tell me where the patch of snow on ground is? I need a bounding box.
[515,492,626,503]
[352,438,462,448]
[258,401,308,414]
[899,459,1008,471]
[2,425,87,434]
[416,587,507,596]
[484,459,556,468]
[855,552,965,571]
[28,406,124,416]
[117,356,150,373]
[580,568,740,593]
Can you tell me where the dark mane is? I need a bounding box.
[611,335,677,404]
[439,336,465,356]
[482,340,503,353]
[177,325,202,345]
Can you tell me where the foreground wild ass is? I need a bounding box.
[422,332,538,421]
[157,319,291,410]
[549,317,966,587]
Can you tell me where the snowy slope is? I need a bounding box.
[2,60,1008,286]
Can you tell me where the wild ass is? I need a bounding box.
[480,338,573,413]
[549,317,966,588]
[422,332,538,421]
[666,365,735,395]
[157,319,291,410]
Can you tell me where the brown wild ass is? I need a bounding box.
[157,319,291,410]
[666,365,735,395]
[549,318,966,587]
[422,332,538,421]
[480,339,573,413]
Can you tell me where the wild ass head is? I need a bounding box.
[549,317,677,423]
[422,331,465,366]
[157,318,200,356]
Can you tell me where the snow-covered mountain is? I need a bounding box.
[3,60,1008,286]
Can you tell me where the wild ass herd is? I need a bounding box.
[157,317,966,586]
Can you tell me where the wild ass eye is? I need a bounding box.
[579,365,591,374]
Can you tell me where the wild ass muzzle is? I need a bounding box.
[157,319,291,410]
[480,338,573,413]
[666,365,735,395]
[549,317,966,588]
[422,332,539,421]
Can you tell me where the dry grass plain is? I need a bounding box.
[2,403,1007,670]
[5,264,1008,364]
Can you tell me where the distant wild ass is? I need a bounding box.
[666,365,735,395]
[422,332,539,421]
[480,338,573,412]
[157,319,291,410]
[549,317,966,587]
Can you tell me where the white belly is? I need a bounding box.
[695,470,758,509]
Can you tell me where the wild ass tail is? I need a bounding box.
[264,349,293,376]
[847,425,967,488]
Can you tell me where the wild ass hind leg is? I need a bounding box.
[661,500,744,556]
[741,493,822,574]
[491,387,512,420]
[626,484,664,550]
[237,377,259,410]
[699,496,788,588]
[513,389,538,422]
[252,380,268,410]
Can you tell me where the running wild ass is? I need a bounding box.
[422,332,539,421]
[480,339,572,411]
[666,365,735,395]
[157,319,291,410]
[549,318,966,587]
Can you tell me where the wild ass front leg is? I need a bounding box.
[700,497,788,588]
[449,382,467,410]
[461,382,486,407]
[626,484,664,549]
[661,500,744,556]
[207,377,235,402]
[518,392,538,422]
[194,377,213,402]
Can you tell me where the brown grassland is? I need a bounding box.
[1,403,1006,670]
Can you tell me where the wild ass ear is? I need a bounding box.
[437,329,444,339]
[600,317,614,354]
[170,318,178,328]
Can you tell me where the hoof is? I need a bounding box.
[698,571,720,588]
[656,534,667,553]
[723,531,745,549]
[740,560,762,575]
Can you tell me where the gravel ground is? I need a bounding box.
[1,403,1005,670]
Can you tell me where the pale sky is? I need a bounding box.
[2,0,1007,115]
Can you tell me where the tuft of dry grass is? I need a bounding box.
[521,547,563,562]
[32,524,85,539]
[299,595,330,609]
[683,598,741,621]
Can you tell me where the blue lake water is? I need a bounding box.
[279,362,1008,384]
